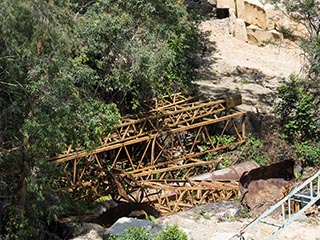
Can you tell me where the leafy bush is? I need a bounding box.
[239,131,296,166]
[109,227,152,240]
[283,0,320,80]
[109,225,187,240]
[275,74,319,144]
[274,74,320,167]
[293,142,320,167]
[155,225,188,240]
[239,135,266,166]
[0,0,205,238]
[74,0,204,113]
[211,134,236,146]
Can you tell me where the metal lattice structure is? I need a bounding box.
[51,93,246,214]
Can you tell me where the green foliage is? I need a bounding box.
[74,0,204,113]
[284,0,320,80]
[109,227,152,240]
[110,225,187,240]
[277,26,297,41]
[293,142,320,167]
[211,134,237,146]
[301,35,320,80]
[285,0,320,38]
[240,135,266,166]
[155,225,188,240]
[3,207,38,240]
[273,1,320,168]
[275,74,319,143]
[235,206,251,219]
[0,0,205,238]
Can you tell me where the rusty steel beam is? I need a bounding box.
[56,111,245,196]
[134,179,240,215]
[51,95,242,163]
[52,93,246,210]
[147,92,196,111]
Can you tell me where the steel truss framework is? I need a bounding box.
[52,93,246,214]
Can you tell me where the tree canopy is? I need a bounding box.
[0,0,204,238]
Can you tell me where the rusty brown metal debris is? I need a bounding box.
[51,93,247,214]
[239,160,296,215]
[190,161,259,182]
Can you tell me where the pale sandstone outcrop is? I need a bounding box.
[216,0,296,45]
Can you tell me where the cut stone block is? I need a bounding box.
[217,0,236,9]
[234,18,248,42]
[247,25,283,46]
[236,0,245,19]
[244,0,267,30]
[229,8,237,35]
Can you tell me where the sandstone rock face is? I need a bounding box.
[216,0,299,46]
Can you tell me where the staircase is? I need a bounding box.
[230,169,320,240]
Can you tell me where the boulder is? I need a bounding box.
[234,18,248,42]
[229,8,248,42]
[67,222,105,240]
[71,230,103,240]
[104,217,163,239]
[247,24,283,46]
[244,0,267,29]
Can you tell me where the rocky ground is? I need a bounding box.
[158,201,320,240]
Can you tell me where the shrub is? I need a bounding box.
[293,142,320,167]
[275,74,319,143]
[109,227,152,240]
[109,225,187,240]
[239,135,266,166]
[155,225,188,240]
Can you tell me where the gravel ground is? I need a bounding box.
[159,201,320,240]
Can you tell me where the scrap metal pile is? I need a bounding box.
[51,93,247,215]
